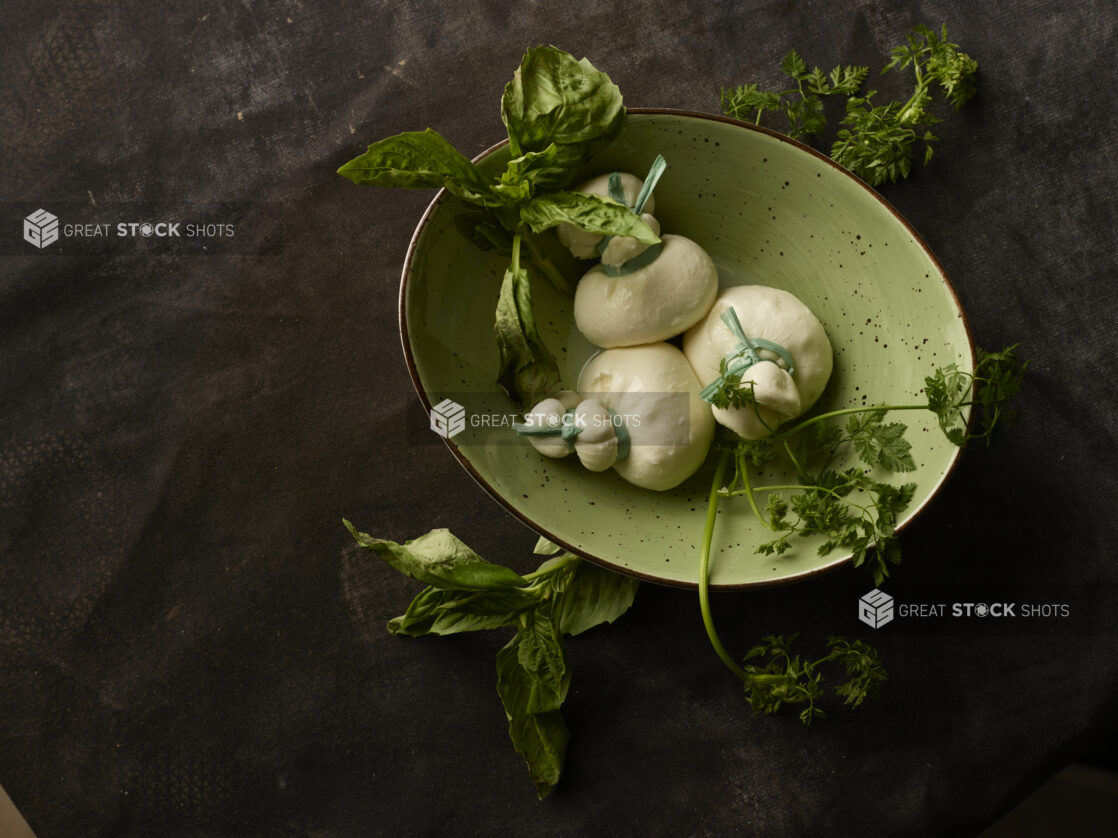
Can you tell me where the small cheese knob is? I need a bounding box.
[571,398,619,472]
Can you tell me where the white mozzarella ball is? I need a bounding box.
[683,285,833,439]
[578,343,715,491]
[574,234,718,348]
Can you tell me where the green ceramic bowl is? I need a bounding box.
[400,109,973,589]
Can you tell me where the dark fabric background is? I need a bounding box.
[1,1,1116,835]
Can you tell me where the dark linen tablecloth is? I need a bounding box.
[2,1,1116,835]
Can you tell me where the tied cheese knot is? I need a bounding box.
[699,307,796,404]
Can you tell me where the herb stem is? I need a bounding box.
[782,438,805,475]
[783,403,929,437]
[698,450,748,681]
[898,82,926,126]
[738,453,773,530]
[522,552,580,584]
[729,479,879,514]
[521,231,573,295]
[510,230,522,275]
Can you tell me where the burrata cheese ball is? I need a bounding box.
[573,234,719,348]
[683,285,833,439]
[577,342,715,491]
[555,171,657,260]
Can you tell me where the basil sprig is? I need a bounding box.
[339,46,658,406]
[346,522,639,798]
[501,46,626,182]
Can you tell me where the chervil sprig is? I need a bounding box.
[721,50,868,141]
[925,344,1025,445]
[742,634,888,724]
[706,360,763,411]
[721,23,978,185]
[697,345,1025,714]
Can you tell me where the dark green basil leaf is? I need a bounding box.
[505,708,568,800]
[519,191,660,242]
[337,128,501,206]
[555,560,640,636]
[453,212,515,255]
[472,221,515,254]
[387,586,538,636]
[499,143,583,193]
[345,522,528,590]
[493,261,561,407]
[501,46,624,168]
[489,177,532,206]
[496,629,570,799]
[513,610,570,713]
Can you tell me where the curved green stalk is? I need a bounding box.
[782,403,930,437]
[781,438,805,475]
[698,450,748,681]
[510,230,522,274]
[737,452,773,530]
[738,482,881,521]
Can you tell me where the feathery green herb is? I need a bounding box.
[742,634,887,724]
[697,345,1025,714]
[721,24,978,185]
[720,50,868,140]
[706,361,762,411]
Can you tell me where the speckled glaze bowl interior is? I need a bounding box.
[400,109,973,588]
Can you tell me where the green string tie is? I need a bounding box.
[610,408,631,461]
[513,408,583,447]
[699,307,796,404]
[596,154,667,276]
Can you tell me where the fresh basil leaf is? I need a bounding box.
[514,609,570,714]
[387,586,538,636]
[501,46,624,171]
[449,588,544,616]
[473,221,515,254]
[555,560,640,636]
[488,178,532,206]
[504,707,568,800]
[496,630,570,799]
[493,259,561,407]
[454,212,515,255]
[500,143,585,194]
[519,191,660,242]
[337,128,501,206]
[345,522,528,590]
[533,535,563,556]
